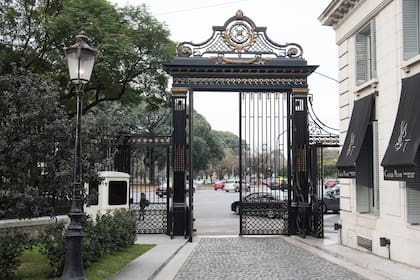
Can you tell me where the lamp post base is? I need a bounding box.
[61,233,85,280]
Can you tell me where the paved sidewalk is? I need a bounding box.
[109,235,188,280]
[173,236,367,280]
[288,234,420,280]
[109,231,420,280]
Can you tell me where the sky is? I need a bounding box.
[112,0,338,136]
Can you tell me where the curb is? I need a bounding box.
[148,239,189,280]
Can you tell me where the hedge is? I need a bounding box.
[0,229,29,279]
[40,208,137,276]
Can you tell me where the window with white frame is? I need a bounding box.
[355,20,377,85]
[403,0,420,60]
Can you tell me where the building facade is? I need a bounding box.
[319,0,420,268]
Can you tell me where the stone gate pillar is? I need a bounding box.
[171,87,188,235]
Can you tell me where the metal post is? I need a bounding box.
[239,92,243,235]
[61,90,85,280]
[287,90,293,235]
[171,88,188,236]
[188,90,193,242]
[166,145,170,236]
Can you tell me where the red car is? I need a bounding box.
[324,179,339,189]
[213,180,225,190]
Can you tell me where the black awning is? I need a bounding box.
[336,94,374,178]
[381,72,420,180]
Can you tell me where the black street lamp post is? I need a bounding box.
[61,33,96,280]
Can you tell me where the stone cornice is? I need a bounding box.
[318,0,361,27]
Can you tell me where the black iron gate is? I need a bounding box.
[239,92,289,235]
[307,100,340,237]
[116,135,171,234]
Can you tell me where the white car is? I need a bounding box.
[224,180,239,192]
[269,189,288,201]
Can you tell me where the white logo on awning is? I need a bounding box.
[394,120,411,152]
[346,132,356,156]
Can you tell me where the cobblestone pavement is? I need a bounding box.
[174,237,367,280]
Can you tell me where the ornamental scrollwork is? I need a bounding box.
[175,10,304,62]
[173,77,307,86]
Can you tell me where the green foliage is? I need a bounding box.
[16,243,154,280]
[193,111,224,173]
[0,188,51,219]
[0,0,176,112]
[0,68,73,219]
[39,221,67,277]
[213,131,240,154]
[0,229,28,279]
[16,245,50,279]
[323,163,338,178]
[84,244,154,280]
[321,148,339,178]
[40,209,137,276]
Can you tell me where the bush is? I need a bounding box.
[111,209,137,248]
[0,229,28,279]
[39,222,67,276]
[40,209,137,276]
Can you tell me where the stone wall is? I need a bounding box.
[0,215,69,238]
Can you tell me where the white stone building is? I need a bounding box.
[319,0,420,268]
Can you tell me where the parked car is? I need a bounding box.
[224,180,251,192]
[231,192,287,218]
[268,189,288,201]
[156,181,196,197]
[156,183,168,197]
[324,179,339,189]
[224,180,239,192]
[241,181,251,192]
[268,180,288,191]
[213,180,225,191]
[322,187,340,213]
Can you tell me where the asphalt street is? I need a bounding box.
[194,189,240,235]
[193,189,339,236]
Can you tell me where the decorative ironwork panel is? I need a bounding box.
[172,77,307,90]
[241,207,288,235]
[176,10,303,60]
[127,136,171,235]
[163,11,317,93]
[128,136,171,146]
[131,203,167,234]
[308,98,339,147]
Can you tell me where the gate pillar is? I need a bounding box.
[171,87,188,236]
[289,88,310,236]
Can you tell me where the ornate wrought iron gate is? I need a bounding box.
[114,135,171,234]
[307,101,340,237]
[239,92,290,235]
[163,10,338,240]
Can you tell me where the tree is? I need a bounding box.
[192,111,224,174]
[81,101,171,183]
[209,131,240,178]
[213,131,240,155]
[322,147,339,178]
[0,68,73,219]
[0,0,176,113]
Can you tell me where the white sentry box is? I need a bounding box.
[85,171,130,217]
